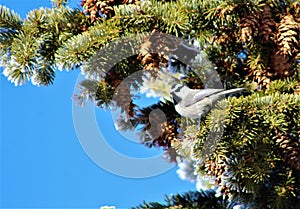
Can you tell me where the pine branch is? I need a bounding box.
[0,6,23,56]
[143,0,191,36]
[1,6,89,86]
[55,20,123,69]
[0,5,22,30]
[190,89,300,207]
[132,190,231,209]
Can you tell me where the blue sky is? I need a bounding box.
[0,1,195,208]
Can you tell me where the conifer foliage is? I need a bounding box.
[1,0,300,208]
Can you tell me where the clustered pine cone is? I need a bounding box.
[239,5,276,43]
[239,4,299,87]
[81,0,137,22]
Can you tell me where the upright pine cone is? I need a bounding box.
[275,133,300,170]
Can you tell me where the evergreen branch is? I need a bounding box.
[114,4,141,17]
[141,0,191,36]
[55,19,123,69]
[191,90,300,207]
[132,190,231,209]
[0,5,22,30]
[1,1,300,208]
[73,79,101,107]
[0,6,23,55]
[1,6,90,86]
[2,31,39,85]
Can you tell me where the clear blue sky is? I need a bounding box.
[0,1,195,208]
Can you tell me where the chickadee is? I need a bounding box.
[170,84,246,119]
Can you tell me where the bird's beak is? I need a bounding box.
[170,92,181,105]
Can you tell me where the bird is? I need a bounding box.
[170,83,246,119]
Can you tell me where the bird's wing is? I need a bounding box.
[185,88,224,107]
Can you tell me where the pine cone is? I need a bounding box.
[259,6,276,42]
[277,14,299,56]
[205,159,226,186]
[275,133,300,170]
[138,32,177,77]
[205,159,231,195]
[185,76,203,89]
[239,14,260,42]
[138,45,168,77]
[160,121,178,144]
[147,121,179,149]
[81,0,137,22]
[252,68,271,87]
[113,82,135,116]
[240,5,276,43]
[81,0,100,22]
[271,53,292,77]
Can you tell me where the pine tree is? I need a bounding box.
[1,0,299,208]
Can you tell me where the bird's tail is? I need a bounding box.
[222,88,247,95]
